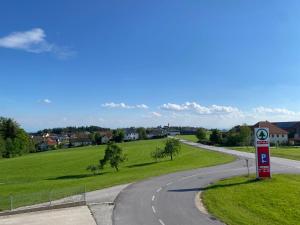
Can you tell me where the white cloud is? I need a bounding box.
[151,112,162,117]
[136,104,149,109]
[42,99,51,104]
[160,102,240,115]
[102,102,149,109]
[253,106,297,116]
[0,28,75,58]
[161,103,186,111]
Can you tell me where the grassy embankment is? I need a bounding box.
[203,175,300,225]
[0,139,235,210]
[231,146,300,161]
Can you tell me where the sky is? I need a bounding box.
[1,0,300,131]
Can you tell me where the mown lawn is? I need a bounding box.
[203,175,300,225]
[176,135,198,142]
[230,146,300,161]
[0,139,235,210]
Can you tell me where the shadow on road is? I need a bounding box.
[168,187,202,192]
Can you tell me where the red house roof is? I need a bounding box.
[253,121,288,135]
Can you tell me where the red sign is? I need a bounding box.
[255,128,271,178]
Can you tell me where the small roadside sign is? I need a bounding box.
[254,128,271,179]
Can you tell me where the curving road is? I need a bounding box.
[113,141,300,225]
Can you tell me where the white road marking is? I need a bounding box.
[152,195,155,201]
[156,187,162,193]
[152,206,156,214]
[159,219,166,225]
[177,167,245,183]
[166,182,173,186]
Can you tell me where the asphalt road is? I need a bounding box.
[113,140,300,225]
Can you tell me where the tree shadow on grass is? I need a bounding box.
[168,178,260,193]
[127,162,158,168]
[201,178,259,191]
[46,172,108,180]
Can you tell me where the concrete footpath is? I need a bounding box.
[0,206,97,225]
[86,184,130,225]
[0,184,129,225]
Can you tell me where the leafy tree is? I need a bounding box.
[112,129,125,143]
[0,137,5,158]
[210,129,223,145]
[0,117,35,158]
[151,147,165,162]
[89,133,96,145]
[4,138,14,158]
[94,132,102,145]
[239,125,251,147]
[0,117,18,139]
[137,127,147,140]
[196,128,207,142]
[164,138,181,160]
[100,143,127,171]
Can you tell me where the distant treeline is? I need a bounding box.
[34,126,110,135]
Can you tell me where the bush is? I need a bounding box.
[151,147,165,162]
[196,128,207,142]
[86,165,101,175]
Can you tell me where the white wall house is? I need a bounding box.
[124,129,139,141]
[269,133,288,144]
[253,121,288,145]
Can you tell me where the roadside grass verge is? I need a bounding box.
[176,135,198,142]
[230,146,300,161]
[0,139,235,210]
[202,174,300,225]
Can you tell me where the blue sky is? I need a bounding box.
[1,0,300,131]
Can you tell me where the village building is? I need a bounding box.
[124,128,139,141]
[253,121,288,145]
[273,121,300,145]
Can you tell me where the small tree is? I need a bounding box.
[100,143,127,171]
[210,129,222,145]
[137,127,147,140]
[239,125,251,147]
[112,129,125,143]
[196,128,207,142]
[164,138,181,160]
[151,147,165,162]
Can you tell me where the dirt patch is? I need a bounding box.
[195,191,208,215]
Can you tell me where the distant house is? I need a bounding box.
[168,130,180,136]
[100,131,113,144]
[180,127,198,135]
[253,121,288,145]
[33,137,58,151]
[147,128,168,139]
[124,128,139,141]
[46,138,58,149]
[69,132,93,147]
[272,121,300,145]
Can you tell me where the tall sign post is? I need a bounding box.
[254,128,271,179]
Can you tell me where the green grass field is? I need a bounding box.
[230,146,300,161]
[203,175,300,225]
[176,135,198,142]
[0,139,235,210]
